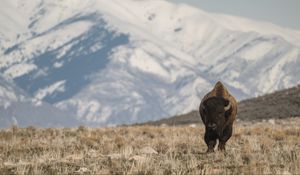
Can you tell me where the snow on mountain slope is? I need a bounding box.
[0,75,79,128]
[56,41,212,125]
[0,0,300,126]
[0,75,23,108]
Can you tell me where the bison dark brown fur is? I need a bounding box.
[199,81,237,152]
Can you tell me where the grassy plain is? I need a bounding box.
[0,118,299,175]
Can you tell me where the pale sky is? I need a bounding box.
[168,0,300,30]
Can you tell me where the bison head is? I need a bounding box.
[201,97,231,135]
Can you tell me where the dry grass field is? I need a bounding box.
[0,118,299,175]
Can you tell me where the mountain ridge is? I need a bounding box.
[141,84,300,126]
[0,0,299,126]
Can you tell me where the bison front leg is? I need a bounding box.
[204,131,217,153]
[218,125,233,151]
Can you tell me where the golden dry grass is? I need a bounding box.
[0,118,299,175]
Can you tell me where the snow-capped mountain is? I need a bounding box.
[0,0,299,126]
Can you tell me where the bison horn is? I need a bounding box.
[224,101,231,111]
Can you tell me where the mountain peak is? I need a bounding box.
[0,0,299,126]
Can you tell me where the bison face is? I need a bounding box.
[202,97,231,135]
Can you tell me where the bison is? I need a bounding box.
[199,81,237,152]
